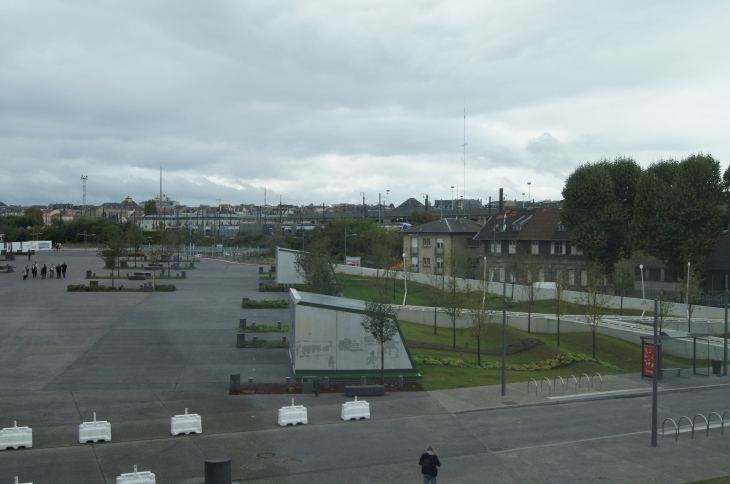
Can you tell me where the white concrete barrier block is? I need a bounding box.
[341,396,370,420]
[0,421,32,450]
[14,477,32,484]
[116,465,155,484]
[79,412,112,443]
[171,408,202,436]
[278,398,308,426]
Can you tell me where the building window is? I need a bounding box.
[410,238,418,255]
[552,241,564,255]
[558,223,567,231]
[491,241,502,254]
[422,238,431,248]
[436,258,443,275]
[467,238,479,248]
[571,244,583,256]
[531,241,539,255]
[509,241,517,254]
[422,257,431,267]
[435,238,444,254]
[411,256,419,273]
[581,270,588,287]
[568,269,575,286]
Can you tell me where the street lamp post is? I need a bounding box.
[344,229,357,265]
[451,186,454,211]
[527,182,531,208]
[686,261,691,332]
[639,264,646,320]
[402,252,408,306]
[482,255,487,307]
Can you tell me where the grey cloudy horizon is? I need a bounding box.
[1,1,729,209]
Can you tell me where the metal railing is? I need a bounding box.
[409,247,419,255]
[435,247,444,254]
[664,412,730,441]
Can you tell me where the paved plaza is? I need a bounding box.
[0,251,729,483]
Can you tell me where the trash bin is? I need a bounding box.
[312,377,321,396]
[301,376,315,394]
[712,359,722,375]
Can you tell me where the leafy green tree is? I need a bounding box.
[614,260,635,316]
[361,297,398,384]
[554,266,568,346]
[143,200,157,216]
[678,268,704,332]
[657,289,676,332]
[126,225,144,268]
[561,156,642,280]
[632,154,723,280]
[410,210,436,226]
[23,207,43,226]
[96,229,125,287]
[295,235,341,296]
[4,226,20,243]
[443,276,464,349]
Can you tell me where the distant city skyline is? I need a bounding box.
[1,2,729,208]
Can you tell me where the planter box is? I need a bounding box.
[171,409,202,435]
[0,421,32,450]
[278,399,307,426]
[116,465,155,484]
[341,397,370,420]
[79,413,111,443]
[345,385,385,397]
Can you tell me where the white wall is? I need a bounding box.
[276,247,305,285]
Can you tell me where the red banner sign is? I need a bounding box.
[643,343,655,378]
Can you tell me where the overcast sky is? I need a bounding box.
[1,1,728,209]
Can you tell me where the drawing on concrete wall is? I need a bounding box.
[338,338,363,352]
[296,341,333,359]
[328,355,335,369]
[366,351,379,368]
[383,339,401,358]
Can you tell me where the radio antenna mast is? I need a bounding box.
[462,100,467,211]
[81,175,88,216]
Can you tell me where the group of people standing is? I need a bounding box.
[21,262,67,280]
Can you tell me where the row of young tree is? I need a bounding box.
[562,153,727,285]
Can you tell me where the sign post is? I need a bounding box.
[652,299,658,447]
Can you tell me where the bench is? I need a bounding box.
[127,275,146,281]
[345,385,385,397]
[662,367,682,377]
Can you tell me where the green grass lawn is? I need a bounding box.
[399,320,694,391]
[339,274,651,317]
[689,478,730,484]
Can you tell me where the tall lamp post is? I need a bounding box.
[639,264,646,320]
[527,182,531,208]
[686,261,691,332]
[344,229,357,265]
[482,255,488,307]
[402,252,408,306]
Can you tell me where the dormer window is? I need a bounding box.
[558,222,567,232]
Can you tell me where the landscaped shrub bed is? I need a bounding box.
[229,381,423,395]
[259,284,288,292]
[67,283,177,292]
[239,324,290,333]
[241,299,289,309]
[411,353,621,371]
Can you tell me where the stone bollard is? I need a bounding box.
[239,319,247,330]
[248,377,254,390]
[282,336,287,343]
[181,271,186,279]
[278,321,282,330]
[286,376,291,389]
[259,266,263,273]
[323,377,329,389]
[251,322,256,331]
[253,336,258,346]
[204,458,231,484]
[230,374,241,392]
[360,376,367,386]
[236,334,246,348]
[398,376,404,388]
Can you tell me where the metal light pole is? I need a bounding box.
[686,262,691,332]
[451,186,454,211]
[652,299,658,447]
[502,281,507,397]
[482,256,487,308]
[402,252,408,306]
[725,275,728,377]
[527,182,531,208]
[639,264,646,320]
[344,230,357,265]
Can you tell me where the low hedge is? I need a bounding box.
[239,324,290,333]
[411,353,621,372]
[259,284,288,292]
[67,283,176,292]
[251,338,290,349]
[241,299,289,309]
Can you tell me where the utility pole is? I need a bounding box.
[361,192,366,219]
[81,176,88,217]
[462,101,467,213]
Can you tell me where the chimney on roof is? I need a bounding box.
[499,188,504,212]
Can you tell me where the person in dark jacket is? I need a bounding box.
[419,445,441,483]
[40,264,47,279]
[61,262,67,278]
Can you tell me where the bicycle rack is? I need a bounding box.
[568,374,579,393]
[708,412,724,435]
[541,377,552,395]
[662,418,678,442]
[554,376,565,394]
[692,414,709,438]
[677,416,694,439]
[579,373,591,390]
[527,378,538,396]
[722,411,730,435]
[593,372,602,391]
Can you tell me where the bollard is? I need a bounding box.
[360,376,367,386]
[252,322,257,330]
[239,319,247,330]
[323,377,329,389]
[236,333,246,348]
[248,377,254,390]
[259,266,263,273]
[282,336,287,343]
[286,376,291,389]
[230,374,241,392]
[398,376,404,388]
[204,458,231,484]
[278,321,282,330]
[253,336,258,346]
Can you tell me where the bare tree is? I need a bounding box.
[295,235,341,296]
[554,266,569,346]
[443,275,464,349]
[580,268,610,359]
[96,230,125,288]
[521,253,543,333]
[678,269,704,332]
[657,289,676,332]
[614,260,635,316]
[467,298,494,365]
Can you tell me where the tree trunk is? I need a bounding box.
[111,271,115,288]
[453,318,456,349]
[380,342,385,384]
[528,310,531,334]
[434,306,437,335]
[620,293,623,316]
[592,329,596,359]
[557,315,561,346]
[477,337,481,366]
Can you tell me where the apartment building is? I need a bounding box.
[401,217,483,276]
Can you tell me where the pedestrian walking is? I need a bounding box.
[49,265,54,278]
[22,266,29,280]
[28,251,31,260]
[41,264,47,279]
[31,263,37,278]
[61,262,67,278]
[419,446,441,484]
